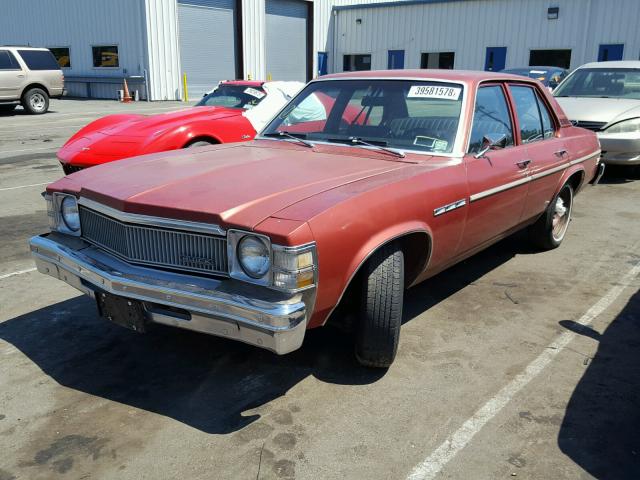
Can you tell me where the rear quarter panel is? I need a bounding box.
[559,126,601,193]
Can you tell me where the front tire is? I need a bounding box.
[529,183,574,250]
[22,88,49,114]
[355,243,404,368]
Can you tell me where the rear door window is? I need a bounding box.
[0,50,20,70]
[535,92,555,139]
[17,50,60,71]
[510,85,544,143]
[468,85,515,153]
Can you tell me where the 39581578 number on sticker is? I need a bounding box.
[408,85,462,100]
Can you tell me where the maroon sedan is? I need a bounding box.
[31,70,602,367]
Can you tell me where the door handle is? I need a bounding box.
[17,74,25,78]
[554,149,568,158]
[516,159,532,169]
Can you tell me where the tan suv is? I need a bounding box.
[0,46,65,114]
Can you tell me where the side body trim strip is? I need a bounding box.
[469,150,600,203]
[434,199,467,217]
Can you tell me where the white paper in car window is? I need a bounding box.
[408,85,461,100]
[244,87,266,99]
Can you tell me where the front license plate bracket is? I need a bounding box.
[96,292,147,333]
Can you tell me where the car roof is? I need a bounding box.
[503,66,565,72]
[578,60,640,69]
[318,69,540,86]
[1,46,50,50]
[221,80,264,87]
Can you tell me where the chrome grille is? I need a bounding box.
[79,206,228,276]
[574,121,607,132]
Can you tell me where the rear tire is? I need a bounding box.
[22,88,49,114]
[355,243,404,368]
[529,183,574,250]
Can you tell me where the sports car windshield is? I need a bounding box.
[261,79,464,154]
[554,68,640,100]
[196,85,266,109]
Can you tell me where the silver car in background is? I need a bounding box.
[0,46,64,114]
[554,61,640,167]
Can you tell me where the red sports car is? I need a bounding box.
[57,80,304,174]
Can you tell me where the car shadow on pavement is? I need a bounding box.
[0,294,384,434]
[558,290,640,479]
[403,231,535,321]
[598,165,640,184]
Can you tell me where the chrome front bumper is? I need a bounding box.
[598,134,640,165]
[30,233,312,354]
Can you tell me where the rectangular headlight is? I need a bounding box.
[46,192,81,236]
[45,194,57,230]
[272,243,317,292]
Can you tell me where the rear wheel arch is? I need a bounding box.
[21,83,50,98]
[566,169,585,193]
[182,136,221,148]
[557,166,585,197]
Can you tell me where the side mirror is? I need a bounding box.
[474,133,508,158]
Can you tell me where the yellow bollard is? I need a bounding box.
[247,73,252,80]
[267,73,272,81]
[182,73,189,102]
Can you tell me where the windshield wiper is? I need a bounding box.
[262,131,314,148]
[328,136,405,158]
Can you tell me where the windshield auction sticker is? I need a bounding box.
[244,87,266,99]
[408,85,461,100]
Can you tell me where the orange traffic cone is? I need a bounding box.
[122,78,132,103]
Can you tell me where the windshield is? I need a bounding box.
[554,68,640,99]
[196,84,266,109]
[261,79,464,154]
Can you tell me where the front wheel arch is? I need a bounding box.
[325,230,432,329]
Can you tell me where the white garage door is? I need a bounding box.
[178,0,237,99]
[265,0,308,82]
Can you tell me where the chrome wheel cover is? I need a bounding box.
[29,92,46,112]
[551,188,572,242]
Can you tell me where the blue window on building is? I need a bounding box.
[387,50,405,69]
[317,52,328,76]
[485,47,507,72]
[598,44,624,62]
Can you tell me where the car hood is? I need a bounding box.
[555,97,640,125]
[96,106,244,137]
[52,143,406,229]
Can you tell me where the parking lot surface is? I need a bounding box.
[1,100,639,480]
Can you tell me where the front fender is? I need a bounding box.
[309,219,433,328]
